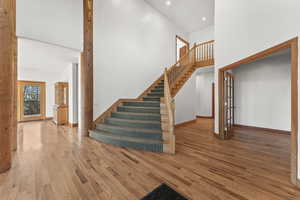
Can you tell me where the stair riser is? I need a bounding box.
[155,86,164,89]
[117,107,160,114]
[96,125,162,140]
[90,131,163,152]
[143,97,161,102]
[123,102,160,107]
[148,93,164,97]
[106,119,161,130]
[111,112,161,121]
[152,88,164,91]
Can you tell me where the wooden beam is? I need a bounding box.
[290,38,298,185]
[79,0,93,136]
[0,0,15,173]
[11,0,17,151]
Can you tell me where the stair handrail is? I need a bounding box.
[163,68,175,154]
[167,45,197,86]
[166,40,215,97]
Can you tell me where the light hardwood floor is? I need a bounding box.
[0,119,299,200]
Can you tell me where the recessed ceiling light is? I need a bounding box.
[202,17,207,21]
[166,0,171,6]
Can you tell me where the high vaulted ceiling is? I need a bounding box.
[144,0,214,33]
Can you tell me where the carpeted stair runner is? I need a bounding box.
[90,80,165,152]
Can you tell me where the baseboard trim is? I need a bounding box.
[234,124,291,135]
[196,116,214,119]
[18,117,52,123]
[68,123,78,128]
[213,132,222,139]
[296,178,300,188]
[175,119,196,128]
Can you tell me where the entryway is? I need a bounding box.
[176,35,189,62]
[218,38,298,185]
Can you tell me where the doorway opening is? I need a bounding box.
[218,37,298,185]
[176,35,189,62]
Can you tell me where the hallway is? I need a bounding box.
[0,119,299,200]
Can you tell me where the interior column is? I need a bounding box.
[0,0,15,173]
[11,0,17,151]
[79,0,93,136]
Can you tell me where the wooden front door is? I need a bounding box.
[223,72,234,138]
[179,45,188,59]
[18,81,46,122]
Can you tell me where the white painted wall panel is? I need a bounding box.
[93,0,187,119]
[233,53,291,131]
[189,25,214,45]
[196,71,214,117]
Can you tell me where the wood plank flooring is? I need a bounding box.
[0,119,300,200]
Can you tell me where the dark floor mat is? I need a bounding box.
[141,184,187,200]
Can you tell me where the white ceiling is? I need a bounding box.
[18,38,80,74]
[145,0,215,33]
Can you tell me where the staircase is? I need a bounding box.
[90,40,214,153]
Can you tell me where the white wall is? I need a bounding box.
[233,53,291,131]
[196,68,214,117]
[214,0,300,178]
[69,64,79,125]
[189,25,214,45]
[17,0,83,50]
[18,38,80,118]
[175,73,197,124]
[93,0,187,119]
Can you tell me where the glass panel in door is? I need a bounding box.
[23,85,41,117]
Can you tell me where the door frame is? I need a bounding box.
[176,35,190,62]
[218,37,299,186]
[18,80,46,122]
[212,83,215,118]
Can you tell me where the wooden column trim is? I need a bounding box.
[0,0,15,173]
[11,0,17,151]
[212,83,215,118]
[290,38,298,185]
[79,0,93,136]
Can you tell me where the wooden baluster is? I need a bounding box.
[204,44,206,61]
[207,44,210,60]
[206,44,208,60]
[208,43,211,59]
[212,43,215,59]
[193,43,197,64]
[197,46,200,61]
